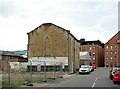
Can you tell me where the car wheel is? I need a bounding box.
[114,81,117,84]
[88,72,90,74]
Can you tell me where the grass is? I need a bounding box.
[2,71,62,87]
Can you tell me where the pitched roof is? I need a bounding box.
[27,23,79,42]
[105,31,120,44]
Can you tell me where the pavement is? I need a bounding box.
[16,67,120,88]
[19,73,75,87]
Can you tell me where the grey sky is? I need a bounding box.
[0,0,119,51]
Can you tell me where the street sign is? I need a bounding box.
[37,64,41,72]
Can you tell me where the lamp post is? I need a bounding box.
[8,56,11,87]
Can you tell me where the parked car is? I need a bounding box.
[92,63,96,69]
[79,65,91,74]
[109,67,117,80]
[113,68,120,84]
[89,66,94,72]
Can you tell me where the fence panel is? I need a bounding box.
[2,61,64,87]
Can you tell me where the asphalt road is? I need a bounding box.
[19,67,120,89]
[51,67,120,87]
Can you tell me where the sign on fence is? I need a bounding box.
[37,64,41,72]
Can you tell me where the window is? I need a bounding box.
[93,47,95,50]
[89,52,92,56]
[84,48,86,51]
[110,57,112,60]
[90,47,92,50]
[117,39,120,44]
[110,51,112,55]
[106,46,108,50]
[114,62,117,67]
[110,62,113,67]
[114,46,117,51]
[106,52,108,55]
[114,51,117,55]
[93,58,95,60]
[106,62,108,67]
[110,46,112,50]
[106,57,108,60]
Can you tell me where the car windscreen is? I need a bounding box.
[113,69,117,72]
[81,66,89,68]
[116,69,120,73]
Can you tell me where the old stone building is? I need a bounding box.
[27,23,80,73]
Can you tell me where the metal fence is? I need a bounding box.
[2,61,67,87]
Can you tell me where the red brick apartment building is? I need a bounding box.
[104,31,120,67]
[79,39,104,67]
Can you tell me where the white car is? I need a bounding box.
[79,65,91,74]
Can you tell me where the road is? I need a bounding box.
[20,67,120,88]
[51,67,120,87]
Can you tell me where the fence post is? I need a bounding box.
[53,62,56,80]
[60,63,63,78]
[43,61,47,82]
[26,60,33,86]
[8,58,10,87]
[30,60,32,83]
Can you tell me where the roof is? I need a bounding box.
[105,31,120,44]
[13,50,27,56]
[2,52,22,57]
[27,23,79,42]
[80,52,90,60]
[2,51,27,59]
[79,39,104,48]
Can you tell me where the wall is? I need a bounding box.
[68,34,80,72]
[80,44,104,67]
[28,23,80,73]
[28,24,69,58]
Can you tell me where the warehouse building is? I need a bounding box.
[104,31,120,67]
[27,23,80,73]
[79,39,104,67]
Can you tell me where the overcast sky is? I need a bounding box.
[0,0,119,51]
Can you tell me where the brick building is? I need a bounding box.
[79,39,104,67]
[27,23,80,73]
[2,51,27,72]
[104,31,120,67]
